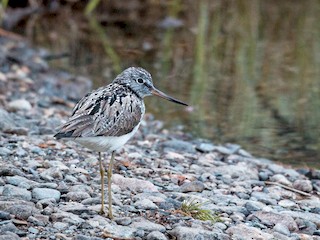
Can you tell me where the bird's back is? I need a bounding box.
[54,83,145,140]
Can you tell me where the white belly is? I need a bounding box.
[74,123,140,152]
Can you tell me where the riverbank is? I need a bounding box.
[0,36,319,240]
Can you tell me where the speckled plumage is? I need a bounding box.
[55,83,145,139]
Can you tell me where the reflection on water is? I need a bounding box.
[17,0,319,168]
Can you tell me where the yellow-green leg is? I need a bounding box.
[98,152,105,215]
[107,151,115,219]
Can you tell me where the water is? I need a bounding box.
[13,0,320,168]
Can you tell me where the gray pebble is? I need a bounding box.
[8,99,32,111]
[134,229,145,237]
[114,217,132,226]
[269,174,292,186]
[196,143,215,153]
[15,148,27,157]
[53,222,68,230]
[134,199,158,210]
[130,218,166,232]
[0,221,20,234]
[214,222,227,230]
[30,146,45,155]
[295,218,317,235]
[0,211,11,220]
[0,147,12,156]
[32,187,61,201]
[293,179,313,192]
[66,191,90,202]
[0,232,21,240]
[180,181,205,193]
[0,109,16,131]
[251,191,277,205]
[28,226,39,234]
[244,201,262,212]
[146,231,167,240]
[27,214,50,226]
[273,223,290,236]
[2,184,32,201]
[162,140,195,153]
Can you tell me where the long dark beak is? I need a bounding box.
[151,87,188,106]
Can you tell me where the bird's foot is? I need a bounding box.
[108,208,113,219]
[99,208,105,215]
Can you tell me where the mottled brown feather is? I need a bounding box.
[55,83,144,139]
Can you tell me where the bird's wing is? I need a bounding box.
[54,84,144,139]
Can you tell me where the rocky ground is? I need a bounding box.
[0,36,320,240]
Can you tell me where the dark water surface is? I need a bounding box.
[15,1,320,168]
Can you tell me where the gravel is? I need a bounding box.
[0,36,319,239]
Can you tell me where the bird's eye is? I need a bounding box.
[137,78,144,84]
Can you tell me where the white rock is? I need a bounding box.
[8,99,32,111]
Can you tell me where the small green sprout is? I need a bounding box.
[179,199,220,222]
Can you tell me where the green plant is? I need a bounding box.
[179,199,220,222]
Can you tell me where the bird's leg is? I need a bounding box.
[98,152,105,215]
[107,151,115,219]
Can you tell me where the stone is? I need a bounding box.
[28,226,39,234]
[59,202,94,215]
[278,199,297,209]
[6,176,38,189]
[0,232,20,240]
[53,222,68,230]
[8,99,32,111]
[133,192,166,203]
[244,201,266,212]
[295,218,317,235]
[226,224,274,240]
[215,146,234,155]
[0,147,12,156]
[146,231,168,240]
[32,187,61,201]
[2,184,32,201]
[0,211,11,220]
[180,181,205,193]
[269,174,292,186]
[170,226,229,240]
[162,140,195,153]
[273,223,290,236]
[75,235,104,240]
[297,196,320,211]
[0,221,20,234]
[68,184,94,194]
[44,160,69,171]
[0,200,39,220]
[40,167,64,181]
[0,109,16,131]
[134,199,158,210]
[280,211,320,227]
[293,179,313,192]
[51,211,85,225]
[250,211,298,231]
[311,169,320,179]
[112,174,158,192]
[103,223,135,239]
[213,222,227,230]
[0,165,25,177]
[251,191,277,205]
[196,143,215,153]
[66,191,90,202]
[15,147,27,157]
[130,218,166,232]
[114,217,132,226]
[214,162,259,181]
[27,214,50,226]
